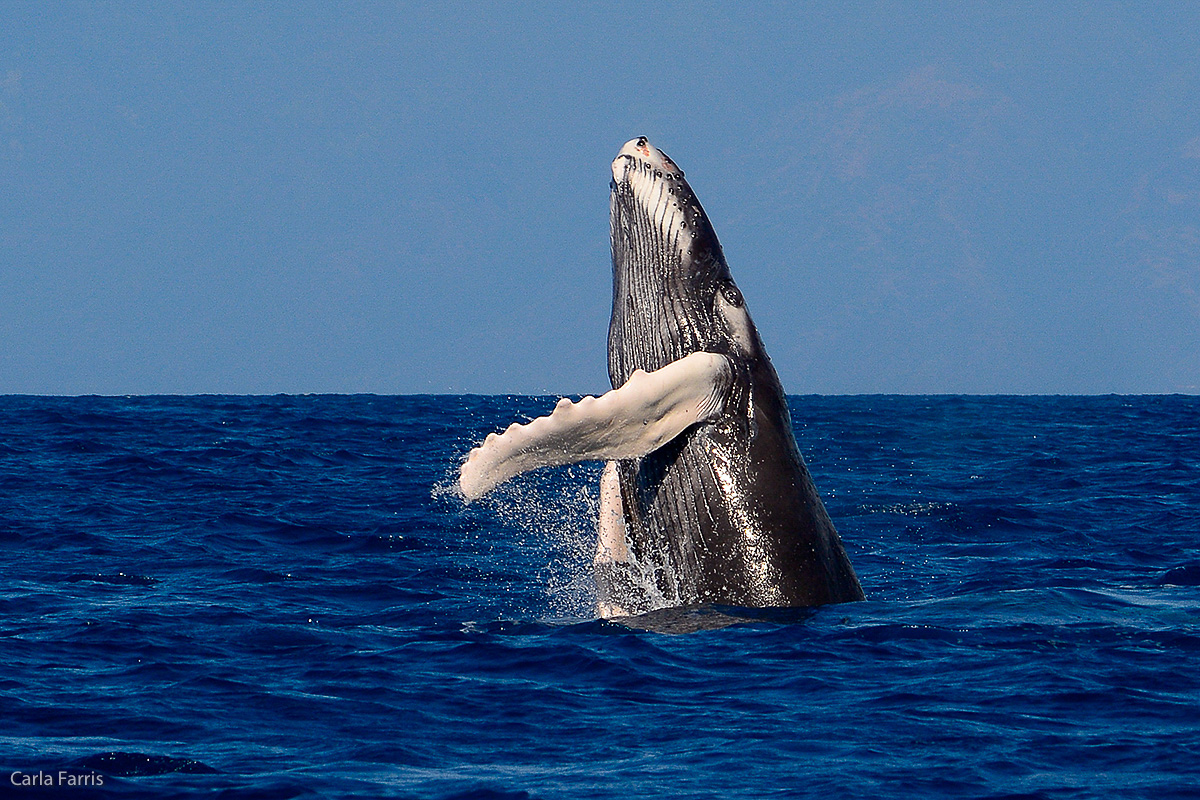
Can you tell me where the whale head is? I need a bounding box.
[609,136,711,264]
[608,137,755,388]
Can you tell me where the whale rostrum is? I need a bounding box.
[459,136,863,616]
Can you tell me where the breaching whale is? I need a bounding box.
[459,137,863,616]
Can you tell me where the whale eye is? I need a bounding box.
[636,136,647,147]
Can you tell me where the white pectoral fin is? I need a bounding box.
[457,351,733,501]
[595,461,627,564]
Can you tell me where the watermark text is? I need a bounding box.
[10,771,104,788]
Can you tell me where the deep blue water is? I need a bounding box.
[1,394,1198,799]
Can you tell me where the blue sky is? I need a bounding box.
[1,2,1197,395]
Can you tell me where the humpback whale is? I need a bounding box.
[459,137,863,616]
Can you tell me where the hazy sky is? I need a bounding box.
[2,2,1198,395]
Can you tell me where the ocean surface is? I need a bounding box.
[1,394,1198,799]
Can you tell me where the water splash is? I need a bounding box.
[472,464,605,619]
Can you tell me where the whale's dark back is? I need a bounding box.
[608,139,863,610]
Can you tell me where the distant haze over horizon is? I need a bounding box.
[2,3,1197,395]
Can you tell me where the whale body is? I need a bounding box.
[460,137,863,616]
